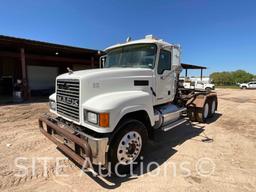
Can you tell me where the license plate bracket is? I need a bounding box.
[53,132,76,151]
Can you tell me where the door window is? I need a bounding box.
[157,50,171,74]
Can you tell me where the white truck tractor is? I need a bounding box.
[39,35,218,174]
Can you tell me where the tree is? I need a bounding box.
[210,70,254,86]
[230,70,254,84]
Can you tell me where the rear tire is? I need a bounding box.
[196,100,210,123]
[187,107,197,122]
[108,119,147,175]
[208,97,217,117]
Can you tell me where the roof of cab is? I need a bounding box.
[104,35,175,51]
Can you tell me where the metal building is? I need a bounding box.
[0,35,99,100]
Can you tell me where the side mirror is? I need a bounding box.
[160,65,182,80]
[99,56,106,68]
[173,64,182,74]
[162,70,169,76]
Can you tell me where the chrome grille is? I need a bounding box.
[56,79,80,122]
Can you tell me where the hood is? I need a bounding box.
[56,68,154,103]
[57,68,153,80]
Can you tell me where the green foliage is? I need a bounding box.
[210,70,254,86]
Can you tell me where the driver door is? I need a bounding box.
[155,49,175,105]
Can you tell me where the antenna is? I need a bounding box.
[126,37,132,42]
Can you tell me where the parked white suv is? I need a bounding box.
[240,81,256,89]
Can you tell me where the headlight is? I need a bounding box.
[87,111,98,124]
[49,100,56,111]
[84,110,109,127]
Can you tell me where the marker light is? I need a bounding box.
[99,113,109,127]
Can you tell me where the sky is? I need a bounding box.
[0,0,256,76]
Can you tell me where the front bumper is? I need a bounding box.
[38,115,109,167]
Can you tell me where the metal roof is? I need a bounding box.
[0,35,98,54]
[181,63,207,69]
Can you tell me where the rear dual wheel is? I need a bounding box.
[208,98,217,118]
[196,100,210,123]
[187,107,196,122]
[196,97,217,123]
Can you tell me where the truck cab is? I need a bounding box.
[39,35,218,174]
[101,35,181,106]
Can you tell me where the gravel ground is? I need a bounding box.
[0,89,255,192]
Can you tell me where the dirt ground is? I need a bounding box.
[0,89,255,192]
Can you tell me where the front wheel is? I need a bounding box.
[108,119,147,175]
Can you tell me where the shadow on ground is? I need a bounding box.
[0,96,48,106]
[79,113,221,189]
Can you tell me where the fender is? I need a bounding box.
[82,90,154,133]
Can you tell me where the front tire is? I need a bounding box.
[109,119,147,175]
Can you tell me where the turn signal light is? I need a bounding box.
[99,113,109,127]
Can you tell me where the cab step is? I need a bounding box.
[161,118,188,132]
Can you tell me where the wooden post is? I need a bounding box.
[20,48,29,99]
[200,69,203,81]
[91,56,95,69]
[0,60,2,76]
[185,69,188,77]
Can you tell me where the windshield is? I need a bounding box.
[104,44,157,69]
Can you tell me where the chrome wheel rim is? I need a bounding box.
[204,103,209,119]
[211,100,216,114]
[117,131,142,165]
